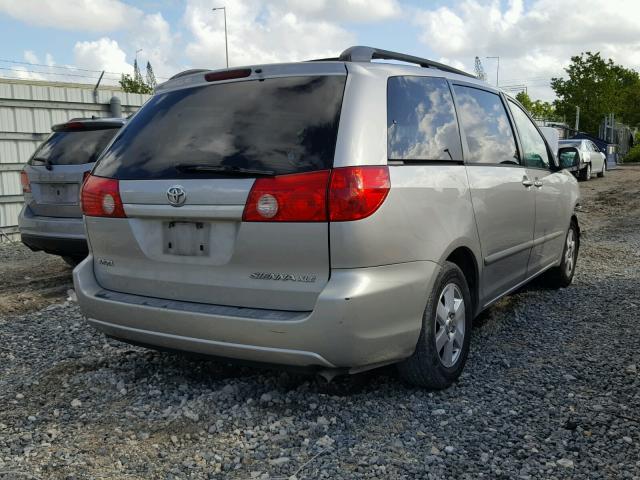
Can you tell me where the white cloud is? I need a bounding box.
[73,37,132,76]
[0,0,142,32]
[283,0,401,22]
[128,12,179,81]
[182,0,356,69]
[23,51,39,64]
[413,0,640,101]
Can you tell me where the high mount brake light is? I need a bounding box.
[242,166,390,222]
[205,69,252,82]
[63,122,85,130]
[81,175,126,218]
[20,170,31,193]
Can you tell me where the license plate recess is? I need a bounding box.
[163,221,210,256]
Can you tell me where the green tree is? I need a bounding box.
[515,91,533,110]
[146,61,157,88]
[551,52,640,135]
[515,91,559,121]
[119,73,153,94]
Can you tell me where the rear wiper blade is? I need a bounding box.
[31,157,53,170]
[175,164,275,177]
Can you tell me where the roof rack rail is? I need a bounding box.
[338,46,476,79]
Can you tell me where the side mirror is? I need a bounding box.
[558,147,580,170]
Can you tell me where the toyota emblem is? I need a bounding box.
[167,185,186,207]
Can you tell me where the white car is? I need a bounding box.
[558,139,606,181]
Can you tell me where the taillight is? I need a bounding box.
[20,170,31,193]
[81,175,126,218]
[329,166,390,221]
[242,166,390,222]
[243,170,330,222]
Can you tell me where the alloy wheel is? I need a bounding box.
[564,228,576,277]
[434,283,465,368]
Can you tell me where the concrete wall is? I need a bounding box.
[0,78,150,241]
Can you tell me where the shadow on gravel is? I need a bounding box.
[102,345,405,399]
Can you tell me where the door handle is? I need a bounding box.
[522,178,534,187]
[534,179,543,188]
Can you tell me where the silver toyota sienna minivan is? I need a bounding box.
[74,47,581,388]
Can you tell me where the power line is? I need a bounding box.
[0,66,122,81]
[0,58,125,76]
[0,57,170,80]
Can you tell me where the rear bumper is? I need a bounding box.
[73,256,439,369]
[18,206,87,256]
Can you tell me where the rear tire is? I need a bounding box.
[579,163,591,181]
[540,221,579,289]
[597,161,606,178]
[397,262,472,389]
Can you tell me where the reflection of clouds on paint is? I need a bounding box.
[388,77,461,161]
[453,86,517,164]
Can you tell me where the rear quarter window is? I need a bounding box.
[94,75,346,180]
[29,128,120,166]
[387,76,462,161]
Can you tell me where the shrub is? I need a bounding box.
[624,144,640,163]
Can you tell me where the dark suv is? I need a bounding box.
[19,117,124,265]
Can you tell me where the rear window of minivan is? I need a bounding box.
[29,128,120,166]
[93,75,346,179]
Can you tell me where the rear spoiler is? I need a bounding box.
[52,119,125,132]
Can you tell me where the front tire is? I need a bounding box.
[541,221,579,289]
[579,163,591,181]
[397,262,472,389]
[597,161,606,178]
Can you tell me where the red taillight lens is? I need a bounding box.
[242,166,390,222]
[20,170,31,193]
[243,170,330,222]
[329,166,390,221]
[81,175,126,218]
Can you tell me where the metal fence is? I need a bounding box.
[599,114,635,157]
[0,78,150,241]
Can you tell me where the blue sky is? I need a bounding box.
[0,0,638,101]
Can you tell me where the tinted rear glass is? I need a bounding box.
[94,75,346,179]
[29,128,120,166]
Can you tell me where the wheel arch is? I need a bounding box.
[571,213,581,251]
[444,246,480,316]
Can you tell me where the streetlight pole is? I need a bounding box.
[212,7,229,68]
[486,56,499,87]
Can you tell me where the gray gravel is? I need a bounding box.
[1,166,640,479]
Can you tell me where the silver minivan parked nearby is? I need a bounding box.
[73,47,581,388]
[19,118,125,265]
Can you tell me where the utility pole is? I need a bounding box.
[486,56,500,87]
[574,106,580,131]
[474,56,487,81]
[212,7,229,68]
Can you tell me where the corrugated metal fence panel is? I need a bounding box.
[0,79,150,241]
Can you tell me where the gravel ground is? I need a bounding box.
[1,166,639,480]
[0,243,72,315]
